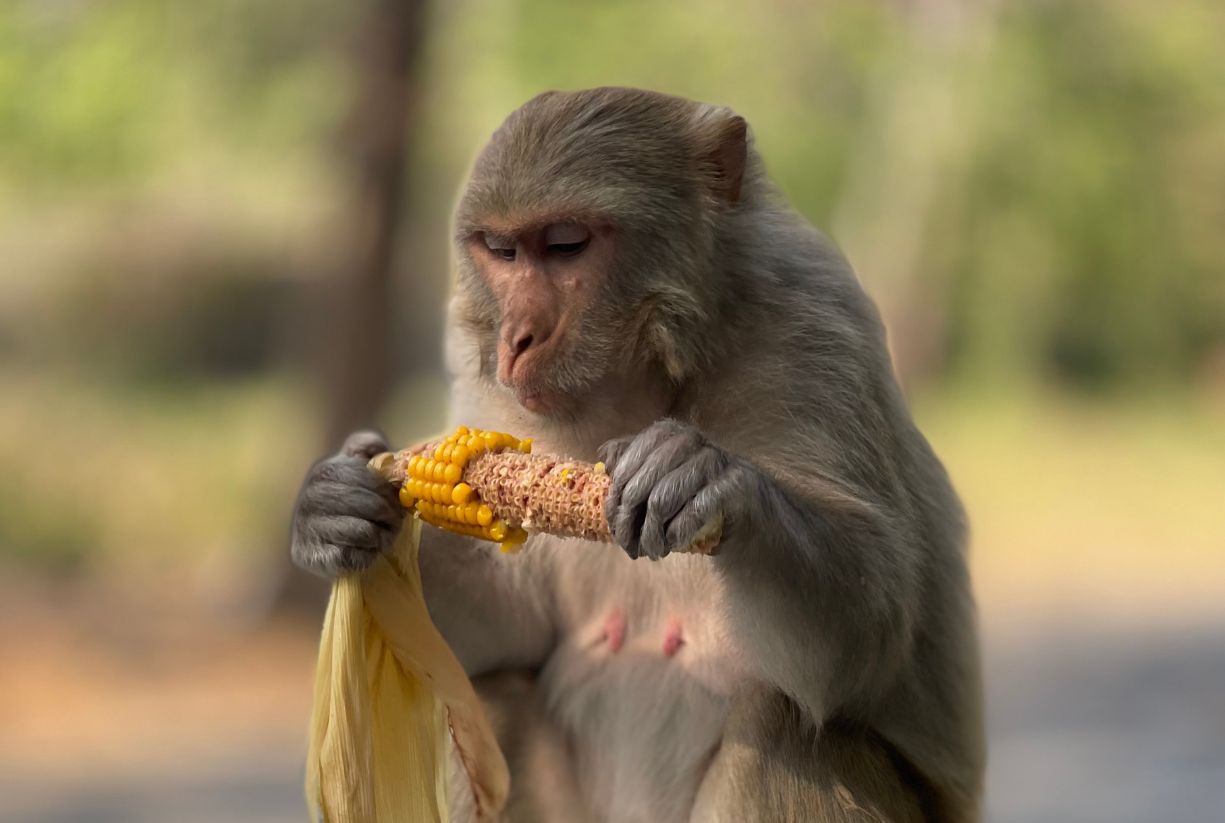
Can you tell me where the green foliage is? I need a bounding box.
[0,0,1222,391]
[434,0,1225,390]
[0,0,347,194]
[943,0,1225,386]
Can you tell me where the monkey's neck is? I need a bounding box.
[534,367,679,460]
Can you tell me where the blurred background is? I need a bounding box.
[1,0,1222,820]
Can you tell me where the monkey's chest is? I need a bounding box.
[539,548,747,823]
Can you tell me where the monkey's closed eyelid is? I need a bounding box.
[545,238,590,256]
[542,222,590,246]
[480,231,517,257]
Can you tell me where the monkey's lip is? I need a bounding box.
[514,385,563,415]
[502,352,562,414]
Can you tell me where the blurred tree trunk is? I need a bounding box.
[831,0,997,390]
[323,0,429,449]
[274,0,429,618]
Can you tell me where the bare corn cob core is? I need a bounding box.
[371,425,719,554]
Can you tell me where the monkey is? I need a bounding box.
[291,87,984,822]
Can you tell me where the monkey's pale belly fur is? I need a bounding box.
[507,542,745,822]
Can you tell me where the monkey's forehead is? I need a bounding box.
[454,90,714,234]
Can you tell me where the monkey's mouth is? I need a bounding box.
[506,372,569,417]
[499,348,565,416]
[499,364,556,415]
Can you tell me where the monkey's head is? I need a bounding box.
[453,87,752,419]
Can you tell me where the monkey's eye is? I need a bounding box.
[544,223,590,257]
[482,233,517,262]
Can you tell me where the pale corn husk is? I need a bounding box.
[305,438,720,823]
[305,516,509,823]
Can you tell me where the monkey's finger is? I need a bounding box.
[610,498,648,560]
[313,455,371,484]
[303,482,401,528]
[340,430,392,460]
[314,457,401,502]
[640,447,724,560]
[616,428,703,512]
[305,541,378,577]
[597,436,633,473]
[609,428,702,557]
[664,465,744,552]
[306,514,388,552]
[607,422,701,523]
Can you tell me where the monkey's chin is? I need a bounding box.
[521,393,551,415]
[513,386,573,419]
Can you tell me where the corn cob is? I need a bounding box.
[371,425,720,555]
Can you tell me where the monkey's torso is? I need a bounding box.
[439,296,982,821]
[462,533,944,823]
[536,542,744,823]
[435,87,984,814]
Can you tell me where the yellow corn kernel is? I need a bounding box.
[476,505,493,527]
[444,463,462,484]
[434,444,446,461]
[499,527,528,551]
[399,486,414,507]
[456,425,469,436]
[519,438,533,453]
[593,461,606,474]
[488,520,507,542]
[452,483,473,505]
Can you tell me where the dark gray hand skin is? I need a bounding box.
[601,419,757,561]
[290,430,404,578]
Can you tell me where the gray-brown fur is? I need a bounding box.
[291,87,984,822]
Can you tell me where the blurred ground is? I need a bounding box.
[3,618,1222,823]
[0,384,1221,823]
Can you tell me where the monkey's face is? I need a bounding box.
[451,87,751,419]
[463,219,625,416]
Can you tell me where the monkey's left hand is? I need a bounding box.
[600,420,757,560]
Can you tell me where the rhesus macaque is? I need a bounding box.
[292,88,984,822]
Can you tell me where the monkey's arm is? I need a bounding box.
[602,420,921,724]
[722,468,920,721]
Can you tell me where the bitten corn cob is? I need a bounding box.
[396,427,537,552]
[371,425,719,555]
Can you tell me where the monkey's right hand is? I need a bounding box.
[290,430,406,578]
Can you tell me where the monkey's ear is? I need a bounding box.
[702,113,748,204]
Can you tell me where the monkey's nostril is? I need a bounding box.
[513,333,534,356]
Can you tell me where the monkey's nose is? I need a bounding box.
[512,330,534,357]
[499,321,552,384]
[506,321,551,359]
